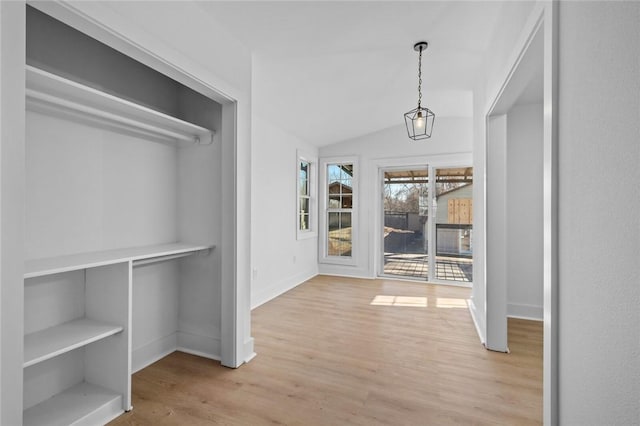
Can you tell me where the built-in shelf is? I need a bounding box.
[25,243,213,279]
[23,381,122,426]
[25,65,215,146]
[24,318,123,368]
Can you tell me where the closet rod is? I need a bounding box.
[132,252,198,267]
[26,66,216,146]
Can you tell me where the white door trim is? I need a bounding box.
[483,2,558,424]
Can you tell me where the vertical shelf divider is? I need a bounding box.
[84,262,133,411]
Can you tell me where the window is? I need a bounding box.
[320,157,357,265]
[327,163,353,257]
[296,151,317,240]
[299,160,311,231]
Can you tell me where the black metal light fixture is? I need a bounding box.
[404,41,435,140]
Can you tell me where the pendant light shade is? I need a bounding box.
[405,41,435,140]
[404,106,435,140]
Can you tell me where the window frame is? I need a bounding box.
[296,150,318,240]
[319,156,358,266]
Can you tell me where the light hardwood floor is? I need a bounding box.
[109,275,542,425]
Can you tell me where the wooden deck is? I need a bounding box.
[109,275,542,425]
[384,255,473,282]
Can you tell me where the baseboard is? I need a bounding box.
[507,303,543,321]
[320,272,376,280]
[132,333,177,373]
[251,268,318,309]
[317,265,371,279]
[83,394,124,426]
[177,331,221,361]
[132,331,222,373]
[243,337,256,363]
[467,298,486,345]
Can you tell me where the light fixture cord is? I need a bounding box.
[417,46,423,109]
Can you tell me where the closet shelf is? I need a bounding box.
[25,243,214,279]
[24,318,123,368]
[25,65,215,146]
[23,381,122,426]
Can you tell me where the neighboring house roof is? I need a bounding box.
[328,181,353,194]
[436,183,472,199]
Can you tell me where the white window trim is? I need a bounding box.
[319,156,358,266]
[296,149,318,240]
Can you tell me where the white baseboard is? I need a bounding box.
[467,298,486,345]
[177,331,221,361]
[132,331,221,373]
[132,333,177,373]
[507,303,543,321]
[243,337,256,363]
[317,265,371,279]
[251,268,318,309]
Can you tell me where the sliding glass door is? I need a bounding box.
[433,167,473,283]
[382,168,429,279]
[381,165,473,284]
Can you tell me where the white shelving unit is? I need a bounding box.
[24,318,123,368]
[23,242,213,425]
[23,382,123,426]
[24,56,219,426]
[23,260,131,424]
[25,243,213,279]
[26,65,215,147]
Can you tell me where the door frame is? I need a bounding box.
[482,2,558,424]
[373,153,473,286]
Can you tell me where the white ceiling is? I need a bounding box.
[197,1,518,146]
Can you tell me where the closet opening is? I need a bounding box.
[21,5,240,424]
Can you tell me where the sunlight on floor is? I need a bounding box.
[435,298,469,309]
[370,295,469,308]
[370,295,428,307]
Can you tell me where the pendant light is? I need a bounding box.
[404,41,435,140]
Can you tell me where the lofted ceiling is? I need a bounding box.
[197,1,527,146]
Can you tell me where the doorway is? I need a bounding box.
[382,168,429,279]
[433,167,474,283]
[381,166,473,284]
[484,18,544,354]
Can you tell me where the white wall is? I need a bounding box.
[0,2,26,424]
[25,112,179,259]
[507,103,543,320]
[319,119,473,278]
[250,114,319,308]
[558,2,640,424]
